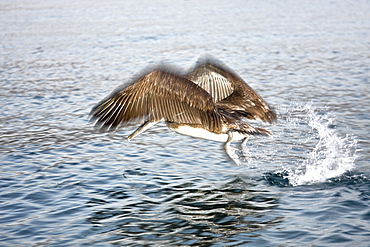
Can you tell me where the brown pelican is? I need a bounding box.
[90,57,276,163]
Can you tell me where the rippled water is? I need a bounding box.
[1,0,370,246]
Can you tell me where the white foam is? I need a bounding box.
[285,103,357,186]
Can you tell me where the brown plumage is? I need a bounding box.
[186,61,276,124]
[91,70,223,134]
[90,57,276,160]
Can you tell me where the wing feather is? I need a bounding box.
[90,70,223,133]
[187,59,276,123]
[186,67,233,103]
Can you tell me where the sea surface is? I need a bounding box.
[1,0,370,246]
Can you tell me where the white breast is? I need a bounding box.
[168,125,247,143]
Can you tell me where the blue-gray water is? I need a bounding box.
[1,0,370,246]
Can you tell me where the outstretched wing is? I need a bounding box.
[186,63,234,103]
[90,70,223,133]
[186,59,276,123]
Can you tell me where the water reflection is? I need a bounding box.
[87,176,283,246]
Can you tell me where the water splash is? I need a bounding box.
[283,103,357,186]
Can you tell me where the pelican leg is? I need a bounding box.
[224,132,242,166]
[241,136,250,146]
[127,121,159,140]
[241,137,249,154]
[241,136,252,165]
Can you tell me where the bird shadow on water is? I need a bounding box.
[86,174,284,246]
